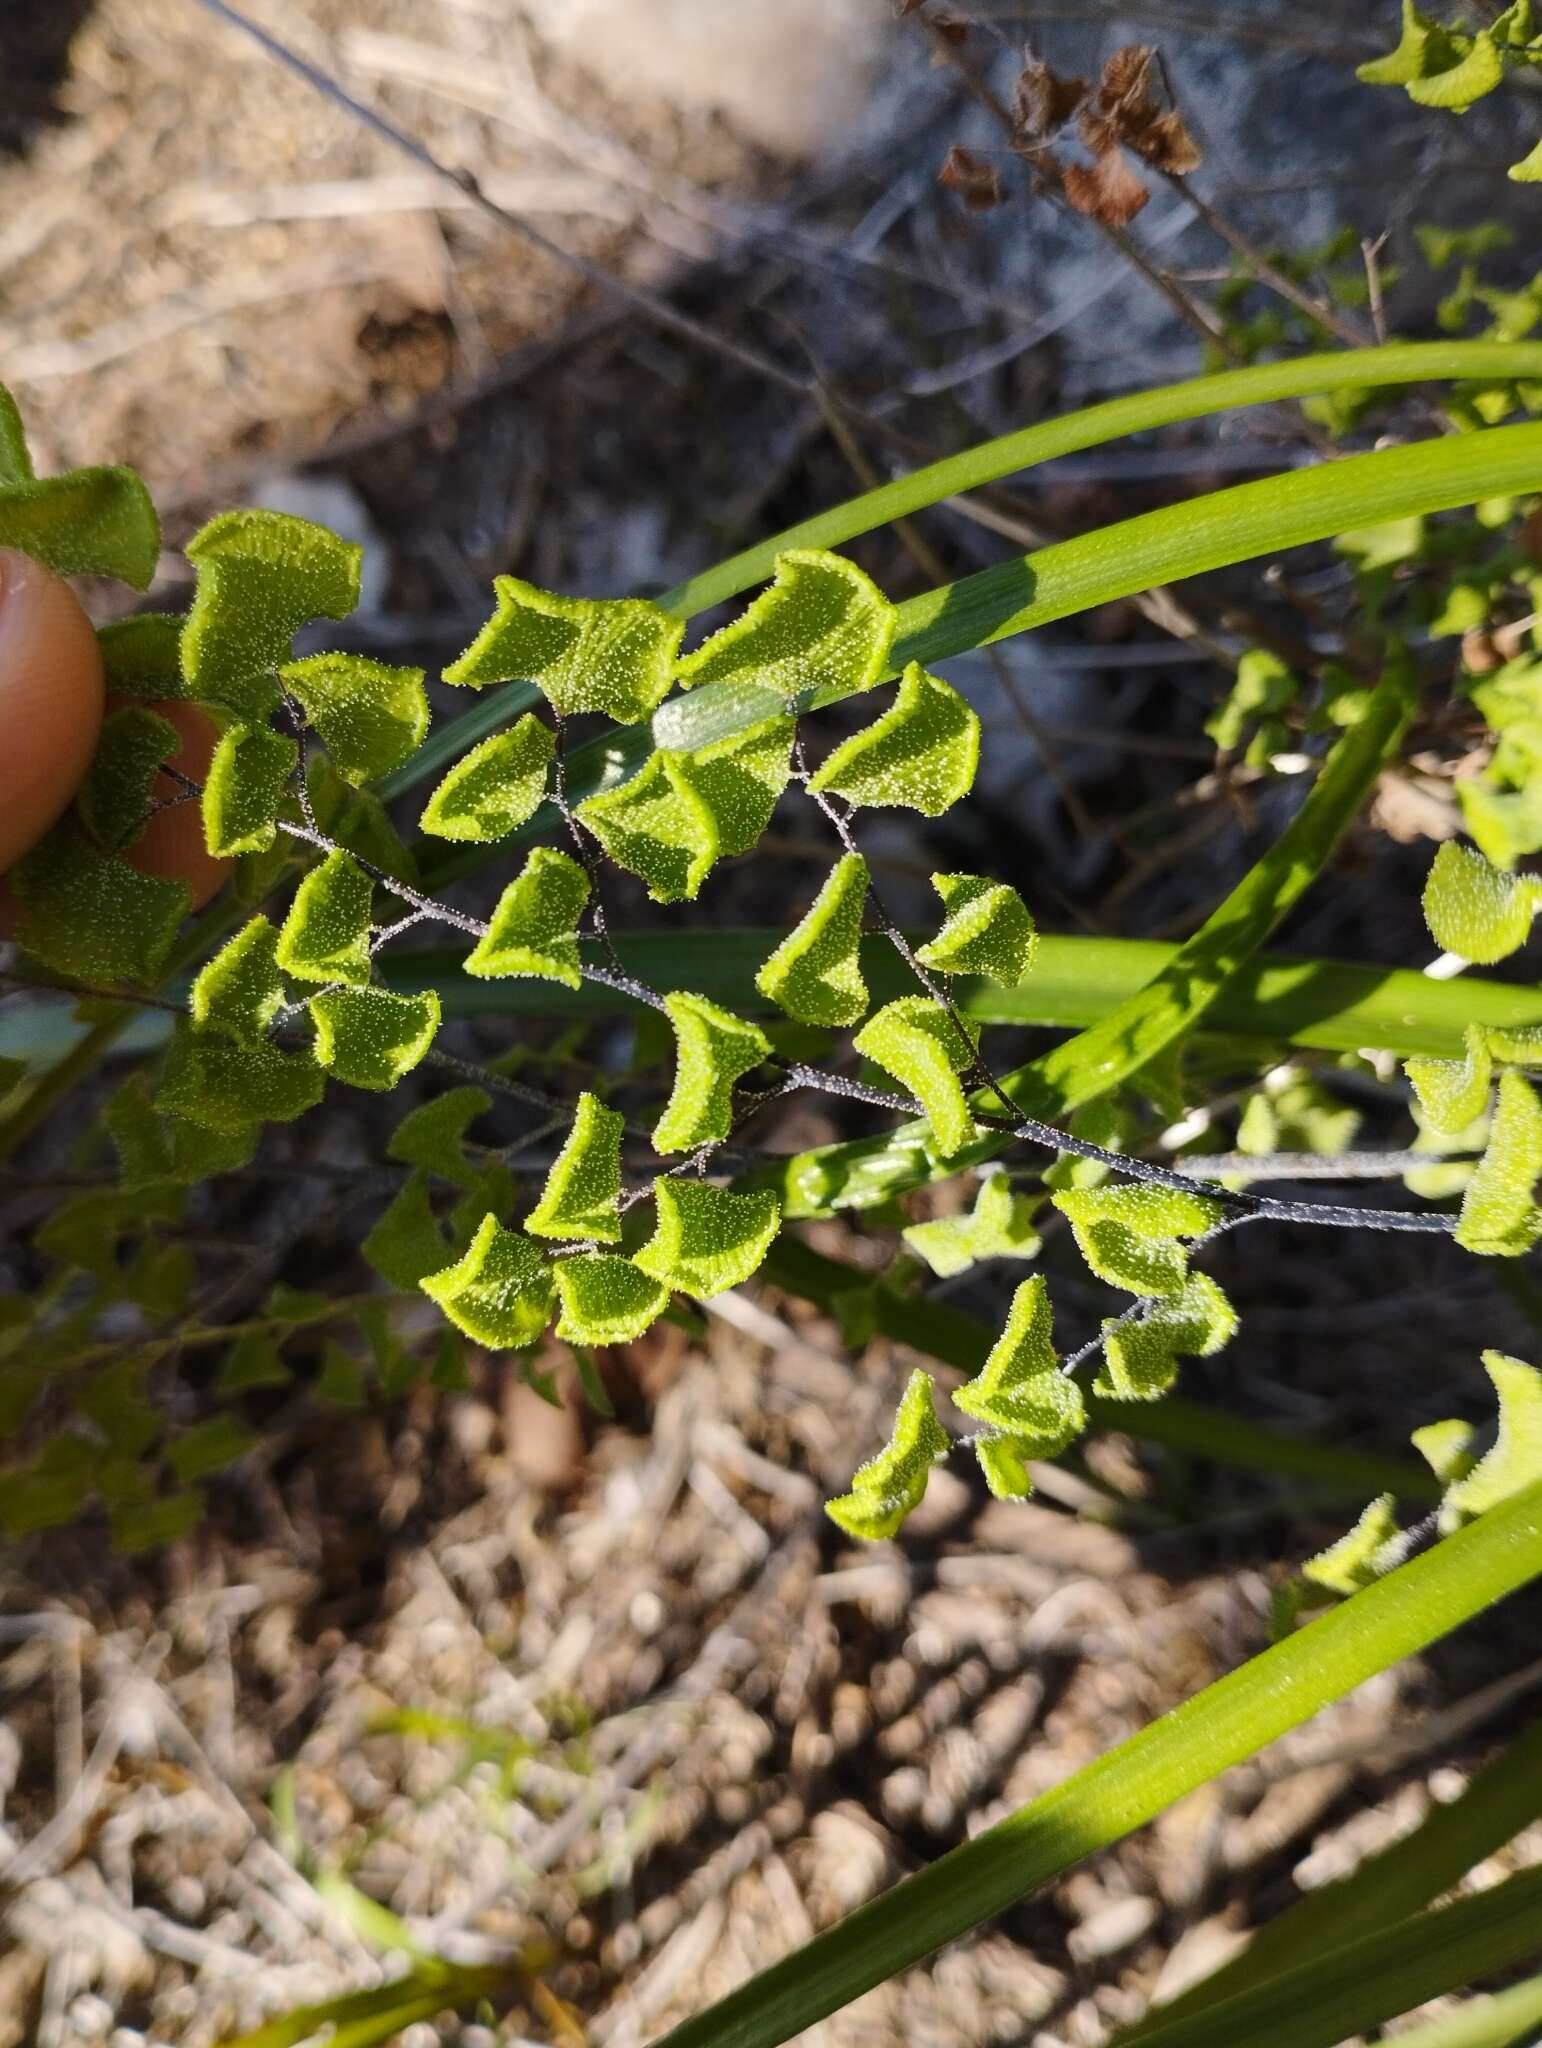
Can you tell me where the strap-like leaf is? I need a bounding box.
[462,847,589,987]
[190,916,285,1045]
[667,716,795,857]
[915,872,1037,985]
[418,714,554,841]
[0,384,159,586]
[157,1023,323,1132]
[181,509,361,718]
[1406,1023,1494,1133]
[1456,1069,1542,1255]
[675,548,895,701]
[1054,1182,1223,1298]
[77,708,178,852]
[386,1086,490,1189]
[632,1178,781,1296]
[1302,1494,1405,1595]
[1095,1271,1238,1399]
[279,652,428,786]
[954,1274,1085,1451]
[576,751,719,903]
[808,662,980,817]
[1447,1351,1542,1516]
[553,1255,670,1345]
[825,1368,950,1541]
[96,614,186,699]
[524,1091,624,1241]
[12,821,188,987]
[420,1213,555,1349]
[444,576,682,723]
[1423,840,1542,961]
[0,386,30,484]
[309,987,440,1090]
[202,723,298,858]
[276,848,373,986]
[361,1170,454,1288]
[902,1171,1042,1278]
[854,997,979,1156]
[653,993,771,1153]
[755,854,870,1026]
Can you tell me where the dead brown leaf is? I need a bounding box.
[938,142,1006,212]
[1012,46,1088,142]
[1062,148,1150,228]
[1080,42,1201,174]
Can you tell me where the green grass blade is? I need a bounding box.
[1364,1971,1542,2048]
[1127,1866,1542,2048]
[214,1961,512,2048]
[1117,1716,1542,2039]
[659,341,1542,618]
[650,1480,1542,2048]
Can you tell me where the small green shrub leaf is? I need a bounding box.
[1456,1069,1542,1255]
[445,576,682,723]
[903,1172,1042,1278]
[1054,1182,1221,1298]
[1204,648,1298,752]
[104,1073,256,1189]
[309,987,440,1090]
[387,1087,490,1189]
[1095,1271,1238,1399]
[158,1023,323,1131]
[807,663,979,816]
[96,613,186,699]
[202,723,298,857]
[668,716,795,857]
[553,1255,670,1345]
[825,1368,950,1542]
[190,916,285,1045]
[0,416,159,586]
[462,847,589,986]
[419,714,554,841]
[279,652,428,786]
[974,1435,1039,1502]
[1411,1416,1478,1490]
[1423,840,1542,959]
[1407,1024,1494,1133]
[915,872,1037,985]
[276,849,373,986]
[524,1092,624,1241]
[13,822,188,986]
[167,1415,260,1485]
[755,854,869,1026]
[577,751,720,903]
[1406,28,1505,108]
[1447,1351,1542,1515]
[653,992,771,1153]
[420,1213,554,1349]
[181,509,361,718]
[362,1170,454,1288]
[633,1178,781,1296]
[954,1274,1085,1450]
[218,1333,291,1391]
[854,997,979,1156]
[77,708,178,851]
[1510,135,1542,182]
[1303,1494,1405,1595]
[1357,2,1448,85]
[675,548,895,700]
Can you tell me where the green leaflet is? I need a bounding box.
[1303,1494,1406,1595]
[309,988,440,1090]
[276,849,373,986]
[954,1274,1084,1452]
[278,652,429,786]
[1357,1,1450,85]
[1204,648,1297,753]
[386,1086,490,1189]
[577,750,719,903]
[902,1172,1042,1279]
[975,1436,1039,1502]
[12,821,188,987]
[1457,778,1542,868]
[0,383,159,586]
[420,1213,555,1349]
[653,992,771,1154]
[1423,840,1542,959]
[632,1178,781,1296]
[674,548,896,706]
[190,916,285,1046]
[462,847,589,987]
[219,1332,291,1391]
[77,708,178,851]
[105,1073,256,1191]
[419,715,554,841]
[96,614,186,700]
[825,1368,950,1542]
[915,873,1037,985]
[202,723,298,858]
[1412,1416,1479,1499]
[1237,1073,1359,1159]
[807,663,979,817]
[553,1255,670,1345]
[756,854,870,1026]
[853,998,979,1156]
[362,1170,454,1289]
[445,575,682,723]
[1447,1351,1542,1516]
[181,509,361,719]
[668,716,795,857]
[1456,1069,1542,1254]
[1406,27,1506,107]
[523,1092,624,1242]
[1055,1179,1220,1295]
[1095,1271,1238,1400]
[1512,134,1542,182]
[1407,1024,1495,1133]
[157,1022,323,1132]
